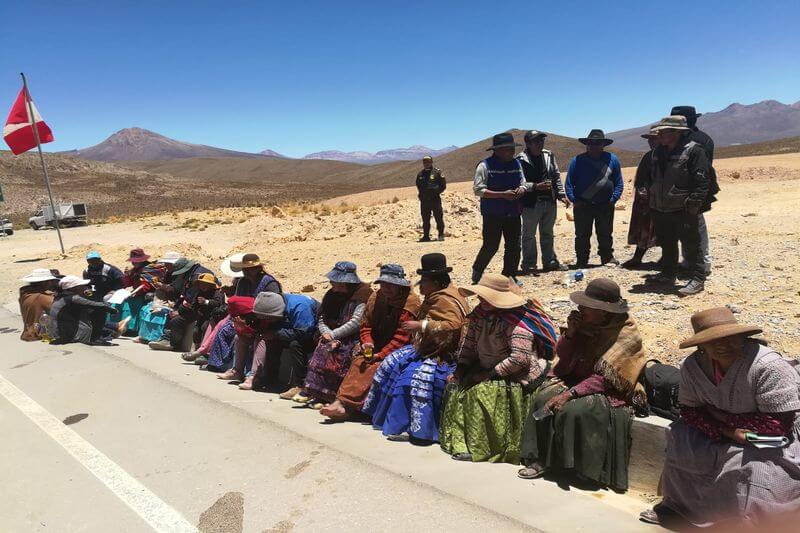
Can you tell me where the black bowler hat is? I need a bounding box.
[486,132,522,151]
[578,129,614,146]
[417,253,453,276]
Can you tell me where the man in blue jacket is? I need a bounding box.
[471,132,527,284]
[241,291,320,391]
[565,129,624,268]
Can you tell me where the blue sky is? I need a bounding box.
[2,1,798,157]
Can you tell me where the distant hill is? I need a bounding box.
[66,128,275,161]
[125,129,643,190]
[302,145,459,164]
[258,149,287,158]
[610,99,800,151]
[716,136,800,159]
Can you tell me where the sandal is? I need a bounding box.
[638,509,661,525]
[451,452,473,462]
[181,351,199,362]
[217,369,242,381]
[517,465,547,479]
[308,401,325,410]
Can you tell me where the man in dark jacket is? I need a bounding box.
[517,130,570,274]
[565,130,624,268]
[646,116,709,296]
[83,251,124,301]
[671,106,717,276]
[416,155,447,242]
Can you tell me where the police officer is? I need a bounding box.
[416,155,446,242]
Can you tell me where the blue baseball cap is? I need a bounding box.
[86,251,102,260]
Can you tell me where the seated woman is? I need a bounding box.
[48,275,120,345]
[320,264,421,422]
[18,268,59,341]
[120,248,165,335]
[296,262,373,407]
[182,253,243,365]
[640,307,800,527]
[439,274,556,463]
[519,278,646,492]
[209,253,282,373]
[364,253,469,443]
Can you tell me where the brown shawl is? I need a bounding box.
[363,287,422,351]
[415,284,470,359]
[552,314,647,407]
[19,286,55,341]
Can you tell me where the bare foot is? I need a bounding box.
[320,400,349,421]
[217,369,242,381]
[238,376,254,390]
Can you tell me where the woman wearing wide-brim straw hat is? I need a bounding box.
[641,307,800,527]
[518,278,647,492]
[438,274,558,464]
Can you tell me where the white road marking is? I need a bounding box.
[0,373,197,533]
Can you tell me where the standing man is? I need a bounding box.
[471,132,527,284]
[647,116,709,296]
[517,130,570,275]
[565,130,624,268]
[416,155,447,242]
[671,106,718,275]
[82,251,124,301]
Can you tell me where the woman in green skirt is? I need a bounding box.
[439,274,557,464]
[518,278,647,491]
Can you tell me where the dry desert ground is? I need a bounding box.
[2,153,799,365]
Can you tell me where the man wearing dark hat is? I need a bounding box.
[517,130,570,274]
[671,106,718,276]
[648,115,710,296]
[415,155,447,242]
[471,132,527,284]
[565,129,624,268]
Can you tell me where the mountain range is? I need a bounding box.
[65,128,458,164]
[609,99,800,151]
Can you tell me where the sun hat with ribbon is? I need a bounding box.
[195,273,220,287]
[458,273,527,309]
[158,251,183,264]
[569,278,629,314]
[127,248,150,264]
[220,253,245,278]
[651,115,691,132]
[59,275,91,291]
[679,307,762,349]
[373,264,411,287]
[20,268,59,284]
[325,261,361,284]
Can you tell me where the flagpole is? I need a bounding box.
[20,72,64,254]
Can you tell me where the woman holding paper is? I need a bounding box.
[641,307,800,527]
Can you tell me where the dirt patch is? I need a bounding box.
[198,491,244,533]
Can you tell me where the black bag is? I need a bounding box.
[643,359,681,420]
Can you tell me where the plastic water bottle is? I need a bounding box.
[532,405,554,421]
[363,345,374,360]
[38,312,52,343]
[572,270,584,282]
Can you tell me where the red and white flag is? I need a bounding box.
[3,87,54,155]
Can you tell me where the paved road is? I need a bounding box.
[0,306,650,532]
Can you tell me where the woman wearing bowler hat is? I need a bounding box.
[641,308,800,527]
[519,278,647,491]
[363,253,469,443]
